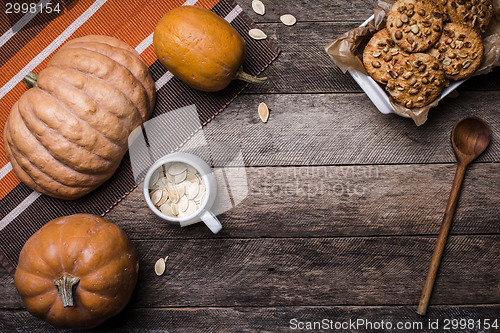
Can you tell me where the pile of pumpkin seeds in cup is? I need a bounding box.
[149,162,206,218]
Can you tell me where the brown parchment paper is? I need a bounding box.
[325,0,500,126]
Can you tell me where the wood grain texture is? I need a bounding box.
[195,92,500,165]
[240,0,376,23]
[2,235,498,309]
[242,22,500,94]
[1,305,499,332]
[97,163,500,240]
[1,0,499,330]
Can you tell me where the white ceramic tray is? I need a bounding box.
[349,15,466,116]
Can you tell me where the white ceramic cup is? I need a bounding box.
[143,152,222,234]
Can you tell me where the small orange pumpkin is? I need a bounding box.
[153,5,266,92]
[14,214,139,329]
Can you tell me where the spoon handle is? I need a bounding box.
[417,162,468,316]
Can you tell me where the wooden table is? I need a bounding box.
[1,1,499,331]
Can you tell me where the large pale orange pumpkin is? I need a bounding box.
[153,5,266,92]
[14,214,139,329]
[3,35,156,200]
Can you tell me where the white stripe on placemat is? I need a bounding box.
[0,0,52,49]
[0,0,108,100]
[154,72,174,91]
[135,33,153,55]
[224,4,242,22]
[0,163,12,181]
[0,191,41,231]
[153,4,243,91]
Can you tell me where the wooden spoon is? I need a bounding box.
[417,116,491,316]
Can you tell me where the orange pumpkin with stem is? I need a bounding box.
[153,5,266,92]
[14,214,139,329]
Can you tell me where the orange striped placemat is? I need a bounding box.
[0,0,280,275]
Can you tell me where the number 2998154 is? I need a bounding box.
[5,2,61,15]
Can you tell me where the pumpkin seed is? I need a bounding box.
[249,28,267,40]
[195,184,206,201]
[187,182,200,199]
[150,169,160,188]
[155,258,166,276]
[174,170,187,184]
[165,172,175,184]
[155,176,167,188]
[171,203,179,215]
[151,190,162,205]
[280,14,296,26]
[258,102,269,123]
[168,186,180,203]
[157,190,169,206]
[252,0,265,15]
[185,200,197,216]
[160,203,175,217]
[175,183,186,198]
[168,163,187,175]
[149,161,207,219]
[179,196,189,212]
[186,172,198,183]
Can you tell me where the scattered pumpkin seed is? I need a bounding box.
[249,28,267,40]
[280,14,296,26]
[154,258,166,276]
[258,102,269,123]
[252,0,265,15]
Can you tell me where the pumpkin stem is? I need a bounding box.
[234,66,267,85]
[22,71,38,88]
[54,274,80,308]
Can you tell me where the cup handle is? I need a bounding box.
[200,210,222,234]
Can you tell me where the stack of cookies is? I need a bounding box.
[363,0,492,109]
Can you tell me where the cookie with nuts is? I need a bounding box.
[387,0,444,52]
[363,29,410,84]
[432,0,449,20]
[427,23,484,80]
[447,0,493,34]
[386,53,446,108]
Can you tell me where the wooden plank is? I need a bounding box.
[1,235,499,309]
[1,305,499,332]
[240,0,376,23]
[100,163,500,240]
[196,92,500,165]
[243,22,500,94]
[246,22,362,94]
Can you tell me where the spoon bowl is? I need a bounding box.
[452,116,491,163]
